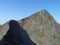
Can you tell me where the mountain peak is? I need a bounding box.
[36,9,49,14]
[0,9,60,45]
[29,9,50,18]
[19,9,60,45]
[20,9,55,25]
[41,9,48,12]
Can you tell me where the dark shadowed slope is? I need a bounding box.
[0,20,36,45]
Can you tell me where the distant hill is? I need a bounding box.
[0,9,60,45]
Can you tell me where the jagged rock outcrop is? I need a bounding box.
[0,9,60,45]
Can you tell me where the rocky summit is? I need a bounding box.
[0,9,60,45]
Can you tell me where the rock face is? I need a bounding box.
[19,9,60,45]
[0,9,60,45]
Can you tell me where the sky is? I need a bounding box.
[0,0,60,24]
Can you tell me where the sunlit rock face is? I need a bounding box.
[19,9,60,45]
[0,9,60,45]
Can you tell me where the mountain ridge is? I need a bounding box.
[0,9,60,45]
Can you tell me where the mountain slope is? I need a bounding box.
[19,9,60,45]
[0,9,60,45]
